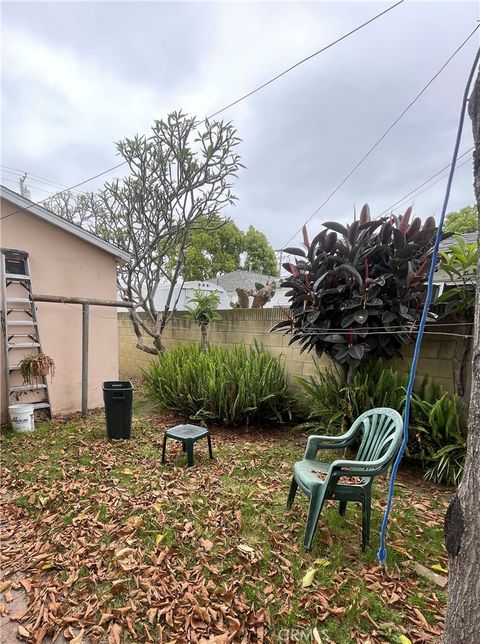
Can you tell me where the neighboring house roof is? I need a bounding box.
[155,280,227,293]
[439,231,477,252]
[210,270,279,292]
[0,185,130,263]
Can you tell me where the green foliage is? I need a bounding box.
[143,342,292,425]
[295,365,348,430]
[243,226,279,276]
[277,206,446,368]
[410,376,466,486]
[297,363,465,486]
[296,360,408,432]
[168,218,279,281]
[184,289,222,325]
[444,205,478,234]
[184,289,222,350]
[435,234,478,317]
[182,215,244,280]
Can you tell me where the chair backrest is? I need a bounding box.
[353,408,403,469]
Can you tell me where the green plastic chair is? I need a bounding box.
[287,408,403,552]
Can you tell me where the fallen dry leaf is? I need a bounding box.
[301,567,316,588]
[17,625,30,639]
[0,408,451,643]
[108,622,122,644]
[70,629,85,644]
[200,538,214,552]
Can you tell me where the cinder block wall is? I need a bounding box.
[118,310,460,393]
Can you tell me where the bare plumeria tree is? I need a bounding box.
[46,112,242,353]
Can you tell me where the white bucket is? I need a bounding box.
[9,404,35,433]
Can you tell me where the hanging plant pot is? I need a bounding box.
[19,353,55,386]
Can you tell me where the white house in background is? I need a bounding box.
[208,270,280,308]
[268,287,291,308]
[153,280,229,312]
[153,233,478,314]
[153,271,292,311]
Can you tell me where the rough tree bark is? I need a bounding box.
[443,64,480,644]
[234,283,276,308]
[452,317,472,402]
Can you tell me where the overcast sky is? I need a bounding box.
[1,0,479,251]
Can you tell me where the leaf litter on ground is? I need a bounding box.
[0,403,451,643]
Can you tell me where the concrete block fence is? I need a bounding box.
[118,309,460,394]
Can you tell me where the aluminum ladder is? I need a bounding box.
[1,248,52,420]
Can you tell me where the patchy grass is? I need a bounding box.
[0,395,451,643]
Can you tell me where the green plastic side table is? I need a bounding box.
[161,424,213,467]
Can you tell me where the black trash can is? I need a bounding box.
[103,381,133,439]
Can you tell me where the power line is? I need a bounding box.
[208,0,405,119]
[282,24,480,249]
[0,166,84,194]
[163,315,474,332]
[379,151,473,216]
[2,166,70,189]
[0,176,58,196]
[391,157,472,213]
[64,299,475,336]
[1,170,77,197]
[0,161,126,222]
[1,1,406,223]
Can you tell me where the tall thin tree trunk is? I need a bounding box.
[200,323,208,353]
[452,320,472,401]
[443,65,480,644]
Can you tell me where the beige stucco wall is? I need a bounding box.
[1,198,119,423]
[118,309,459,394]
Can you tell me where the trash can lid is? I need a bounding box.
[102,381,133,390]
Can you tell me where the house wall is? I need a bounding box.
[1,199,119,423]
[118,309,459,394]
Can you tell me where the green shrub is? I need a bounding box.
[297,362,466,485]
[296,360,408,432]
[143,342,292,426]
[295,365,349,431]
[410,376,466,486]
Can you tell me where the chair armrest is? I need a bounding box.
[329,457,387,479]
[304,431,357,460]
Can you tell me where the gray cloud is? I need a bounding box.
[2,0,478,251]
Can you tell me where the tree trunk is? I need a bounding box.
[129,310,164,354]
[452,319,472,402]
[200,323,208,353]
[443,64,480,644]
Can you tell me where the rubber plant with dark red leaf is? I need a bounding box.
[273,207,449,375]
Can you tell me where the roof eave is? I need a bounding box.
[0,186,131,264]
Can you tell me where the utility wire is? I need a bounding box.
[0,176,57,196]
[0,166,84,194]
[377,147,473,216]
[1,1,406,223]
[282,24,480,249]
[167,317,473,332]
[208,0,405,119]
[384,155,472,215]
[0,161,126,222]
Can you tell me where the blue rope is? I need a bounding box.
[377,46,480,565]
